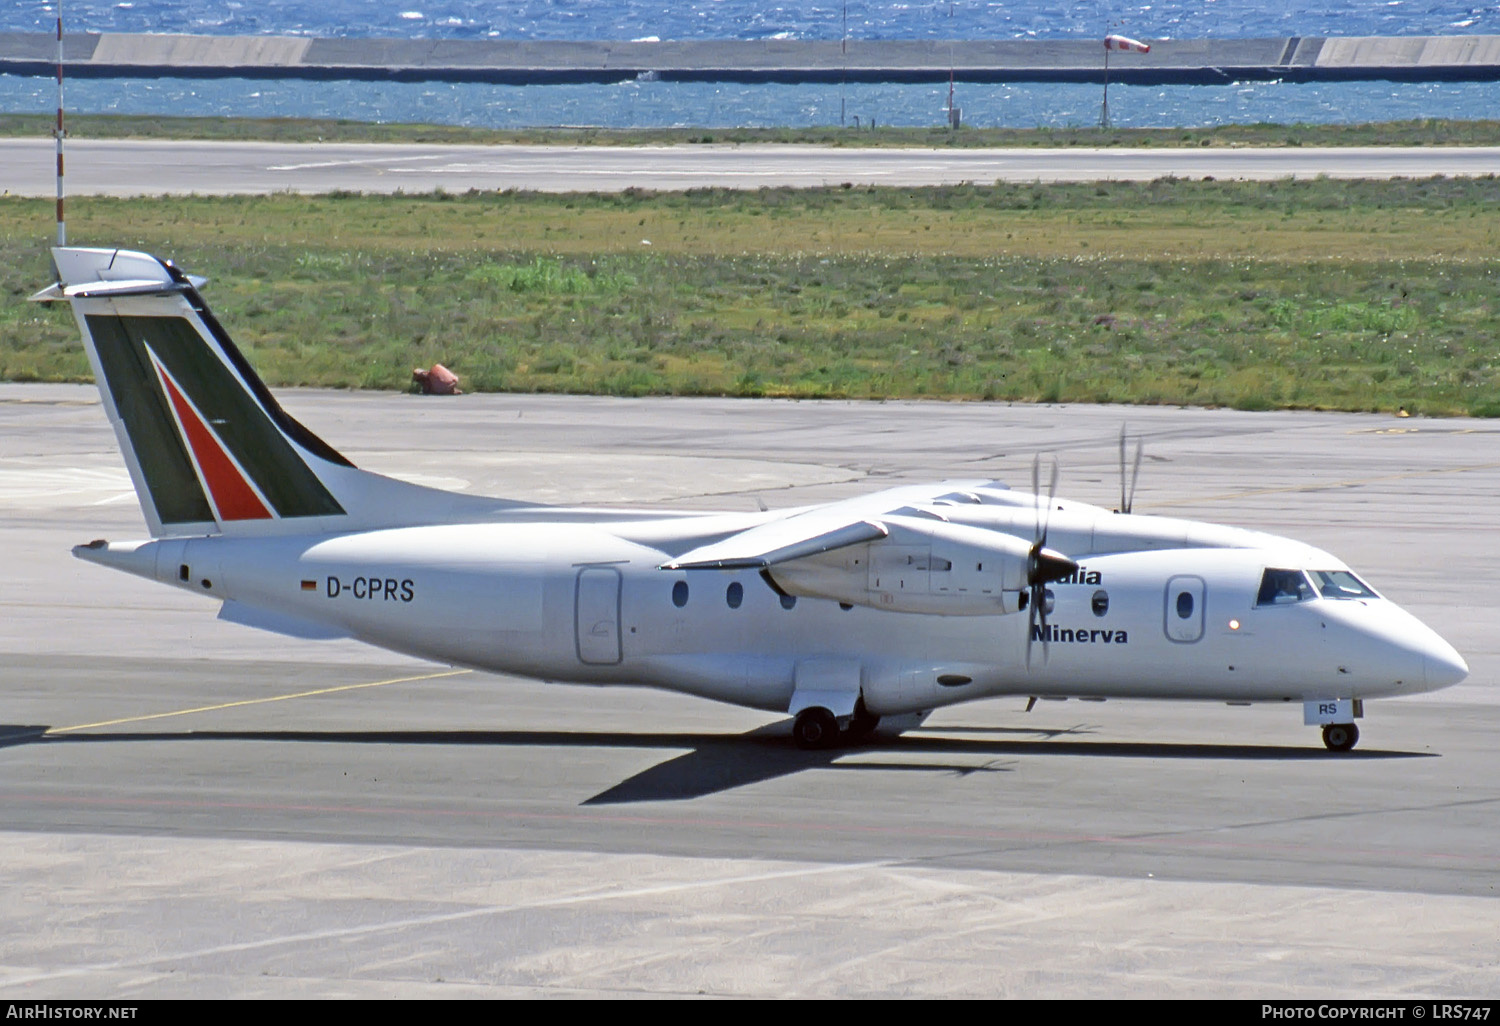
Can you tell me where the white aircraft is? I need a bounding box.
[37,246,1469,752]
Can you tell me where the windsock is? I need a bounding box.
[1104,34,1151,52]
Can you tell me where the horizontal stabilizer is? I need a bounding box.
[31,279,205,302]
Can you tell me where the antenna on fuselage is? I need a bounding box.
[53,0,66,247]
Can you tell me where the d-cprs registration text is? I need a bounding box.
[7,1009,137,1019]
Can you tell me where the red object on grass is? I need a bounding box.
[412,363,462,395]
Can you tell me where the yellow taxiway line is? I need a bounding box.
[45,668,472,735]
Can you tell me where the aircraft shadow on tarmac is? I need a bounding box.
[0,722,1434,804]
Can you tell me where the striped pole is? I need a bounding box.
[55,0,65,247]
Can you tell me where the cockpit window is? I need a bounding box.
[1311,570,1378,600]
[1256,568,1316,606]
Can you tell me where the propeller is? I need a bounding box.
[1118,423,1143,515]
[1024,455,1078,670]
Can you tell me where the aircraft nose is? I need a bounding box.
[1322,599,1467,694]
[1424,641,1470,689]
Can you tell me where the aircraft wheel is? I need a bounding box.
[845,698,880,743]
[793,707,839,750]
[1322,722,1359,752]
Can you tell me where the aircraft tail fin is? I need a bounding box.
[36,247,523,538]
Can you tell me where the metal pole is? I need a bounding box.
[1100,38,1110,129]
[947,3,955,129]
[55,0,66,246]
[840,3,846,126]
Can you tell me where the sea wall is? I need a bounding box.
[3,32,1499,85]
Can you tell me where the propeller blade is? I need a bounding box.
[1042,457,1058,547]
[1024,455,1068,671]
[1118,424,1145,514]
[1118,423,1128,513]
[1025,581,1050,670]
[1025,593,1036,668]
[1127,437,1143,515]
[1031,454,1041,543]
[1038,584,1050,665]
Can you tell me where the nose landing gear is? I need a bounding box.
[1321,722,1359,752]
[1306,699,1362,752]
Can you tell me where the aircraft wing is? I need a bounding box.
[661,480,997,570]
[664,517,889,569]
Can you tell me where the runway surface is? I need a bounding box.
[5,138,1500,195]
[1,382,1496,997]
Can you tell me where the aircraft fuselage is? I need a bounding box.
[86,513,1463,719]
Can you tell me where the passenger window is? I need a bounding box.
[1091,589,1109,617]
[1256,568,1315,606]
[1311,570,1377,600]
[726,581,743,608]
[672,580,689,608]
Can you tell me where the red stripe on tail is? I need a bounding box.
[158,369,272,521]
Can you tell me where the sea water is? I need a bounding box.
[4,2,1499,129]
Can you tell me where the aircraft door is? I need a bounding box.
[1164,575,1205,643]
[575,567,622,665]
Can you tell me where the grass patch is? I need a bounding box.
[466,257,636,295]
[2,178,1497,414]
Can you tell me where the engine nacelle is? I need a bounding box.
[768,515,1033,615]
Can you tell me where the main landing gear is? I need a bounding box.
[792,699,881,750]
[792,707,839,749]
[1322,722,1360,752]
